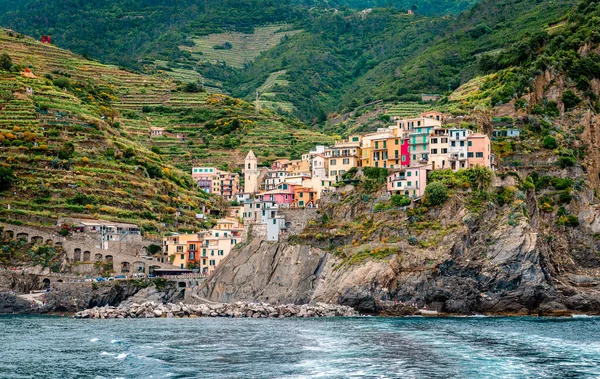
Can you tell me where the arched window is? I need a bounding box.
[248,163,251,169]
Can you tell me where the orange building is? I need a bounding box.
[293,187,317,208]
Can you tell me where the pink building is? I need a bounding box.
[387,166,428,198]
[467,133,492,168]
[258,183,296,206]
[400,139,410,167]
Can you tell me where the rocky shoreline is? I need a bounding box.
[74,301,358,319]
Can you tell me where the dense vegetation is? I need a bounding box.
[0,29,331,233]
[0,0,491,122]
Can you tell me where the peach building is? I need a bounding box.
[467,133,492,168]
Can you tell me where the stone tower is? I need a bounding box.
[244,150,258,193]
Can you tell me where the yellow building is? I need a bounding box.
[287,159,311,175]
[360,130,393,168]
[325,135,362,181]
[163,232,203,269]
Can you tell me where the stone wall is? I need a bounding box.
[279,208,319,235]
[0,223,175,275]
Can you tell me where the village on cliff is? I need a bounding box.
[2,111,495,279]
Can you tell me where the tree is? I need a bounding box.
[0,166,15,191]
[0,52,12,72]
[52,77,71,89]
[58,142,75,159]
[425,182,448,206]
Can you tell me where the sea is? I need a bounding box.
[0,315,599,378]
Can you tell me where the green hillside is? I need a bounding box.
[0,29,333,233]
[0,0,481,124]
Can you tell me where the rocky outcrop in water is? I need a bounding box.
[202,181,600,316]
[74,301,357,319]
[0,271,183,314]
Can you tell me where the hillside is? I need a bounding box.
[0,29,332,233]
[0,0,482,123]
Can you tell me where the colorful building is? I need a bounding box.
[448,129,470,171]
[325,137,361,182]
[429,128,450,171]
[192,167,240,201]
[387,166,428,198]
[467,133,492,168]
[258,183,296,206]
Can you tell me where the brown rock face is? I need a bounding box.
[202,192,600,315]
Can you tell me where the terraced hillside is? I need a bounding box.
[0,29,333,232]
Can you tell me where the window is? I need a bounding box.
[219,250,224,256]
[395,139,399,145]
[460,141,465,147]
[272,219,276,225]
[211,250,215,256]
[383,141,387,148]
[467,152,474,158]
[395,150,399,158]
[300,192,304,198]
[468,141,472,147]
[402,156,406,162]
[407,171,412,177]
[412,154,416,160]
[375,142,379,149]
[408,181,412,187]
[476,152,484,158]
[210,260,215,266]
[442,138,448,143]
[176,246,183,252]
[331,159,336,165]
[432,138,438,144]
[451,141,456,147]
[431,149,438,154]
[352,136,359,142]
[180,254,184,260]
[247,163,251,169]
[343,158,349,165]
[442,148,448,154]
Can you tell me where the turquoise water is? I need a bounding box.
[1,316,599,378]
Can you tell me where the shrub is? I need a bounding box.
[550,178,573,190]
[562,90,581,112]
[391,195,411,207]
[559,190,573,204]
[151,146,161,154]
[425,182,448,206]
[558,215,579,227]
[362,167,388,183]
[557,156,576,168]
[0,167,15,191]
[542,136,558,149]
[67,193,97,206]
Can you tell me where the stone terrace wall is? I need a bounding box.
[0,223,174,275]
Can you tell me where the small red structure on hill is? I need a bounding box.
[41,36,51,44]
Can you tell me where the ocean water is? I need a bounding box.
[0,316,599,378]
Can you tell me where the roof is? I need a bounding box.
[468,133,489,138]
[245,150,257,160]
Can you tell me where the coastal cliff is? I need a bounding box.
[203,173,600,315]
